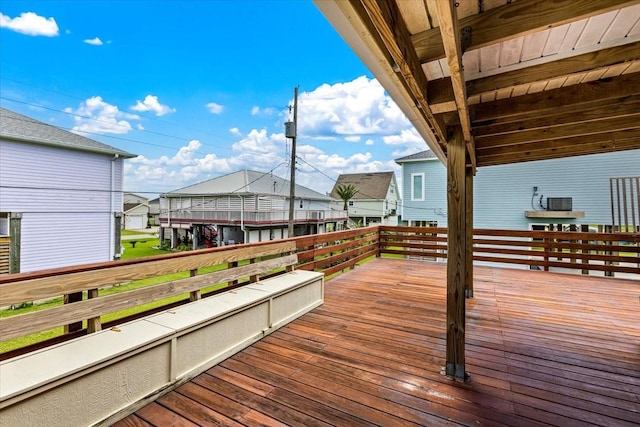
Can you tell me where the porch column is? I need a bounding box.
[465,166,474,298]
[446,127,468,381]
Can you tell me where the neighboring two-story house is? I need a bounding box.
[0,107,135,273]
[329,172,400,226]
[395,149,640,231]
[159,170,346,248]
[123,193,150,230]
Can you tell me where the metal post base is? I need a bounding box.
[443,363,470,382]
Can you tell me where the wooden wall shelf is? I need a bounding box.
[525,211,585,219]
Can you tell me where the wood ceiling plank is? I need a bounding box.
[477,129,640,157]
[413,0,640,63]
[475,114,640,149]
[474,98,640,137]
[477,133,640,166]
[471,72,640,123]
[429,40,640,105]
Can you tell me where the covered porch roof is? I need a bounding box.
[314,0,640,168]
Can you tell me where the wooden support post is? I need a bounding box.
[445,127,467,381]
[9,213,22,274]
[465,166,473,298]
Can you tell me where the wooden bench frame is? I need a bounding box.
[0,241,324,426]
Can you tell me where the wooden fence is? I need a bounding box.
[379,226,640,275]
[1,225,638,358]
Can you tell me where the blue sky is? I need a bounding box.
[0,1,426,197]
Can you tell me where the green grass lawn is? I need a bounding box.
[120,238,165,259]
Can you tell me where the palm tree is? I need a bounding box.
[335,184,358,210]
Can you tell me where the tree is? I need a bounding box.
[335,184,358,210]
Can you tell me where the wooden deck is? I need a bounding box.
[115,259,640,427]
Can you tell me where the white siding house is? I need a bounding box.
[159,170,346,247]
[329,172,400,226]
[0,107,135,273]
[123,193,150,230]
[396,149,640,230]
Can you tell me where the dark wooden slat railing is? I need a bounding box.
[379,226,640,275]
[2,225,637,358]
[0,227,379,357]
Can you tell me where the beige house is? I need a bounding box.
[123,193,149,230]
[329,172,400,226]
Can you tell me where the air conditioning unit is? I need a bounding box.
[547,197,572,211]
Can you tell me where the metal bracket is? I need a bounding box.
[461,26,472,53]
[465,80,474,96]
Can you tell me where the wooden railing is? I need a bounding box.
[0,227,379,358]
[379,226,640,275]
[1,225,638,357]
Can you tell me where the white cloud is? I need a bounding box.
[205,102,223,114]
[297,76,410,139]
[0,12,59,36]
[229,127,241,136]
[137,123,145,130]
[66,96,139,135]
[251,106,276,116]
[131,95,176,116]
[365,139,374,146]
[345,136,361,142]
[84,37,103,46]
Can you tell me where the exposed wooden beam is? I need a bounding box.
[471,73,640,124]
[446,126,467,382]
[435,0,476,170]
[428,41,640,106]
[357,0,447,144]
[475,114,640,149]
[473,98,640,137]
[413,0,640,63]
[476,130,640,166]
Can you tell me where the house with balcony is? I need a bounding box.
[396,149,640,231]
[159,169,346,247]
[329,172,400,226]
[0,107,135,273]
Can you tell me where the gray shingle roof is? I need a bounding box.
[329,172,395,200]
[0,107,135,158]
[394,150,437,163]
[164,170,332,200]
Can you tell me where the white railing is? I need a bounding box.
[160,209,347,223]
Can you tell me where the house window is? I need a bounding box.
[411,173,425,201]
[0,213,9,236]
[348,201,354,207]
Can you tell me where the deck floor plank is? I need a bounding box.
[117,259,640,426]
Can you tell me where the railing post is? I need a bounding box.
[189,269,201,301]
[543,232,550,271]
[86,289,101,333]
[63,292,83,334]
[581,224,589,275]
[605,225,614,277]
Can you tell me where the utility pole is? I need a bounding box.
[287,87,298,238]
